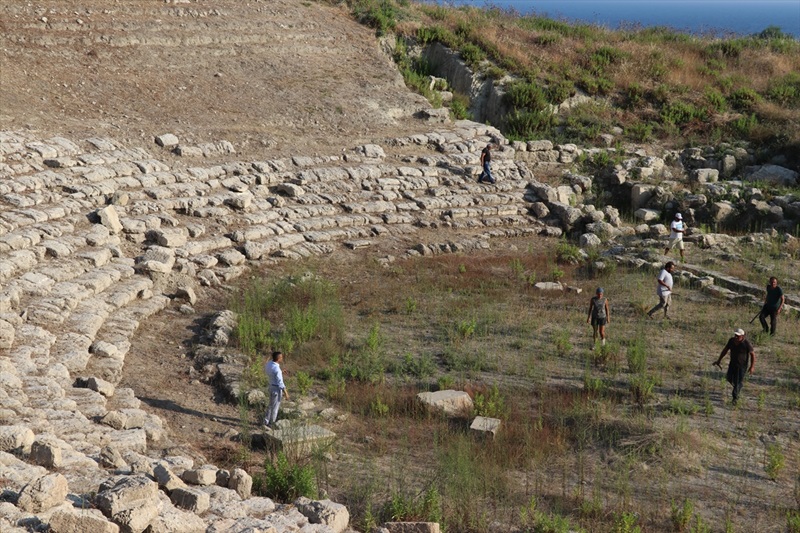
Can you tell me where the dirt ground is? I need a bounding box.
[0,0,429,160]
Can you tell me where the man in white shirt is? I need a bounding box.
[647,261,675,320]
[665,213,685,260]
[263,351,290,430]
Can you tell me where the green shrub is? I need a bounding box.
[391,352,436,378]
[729,113,758,137]
[729,87,761,111]
[671,498,695,532]
[660,101,708,126]
[625,83,645,109]
[626,121,654,142]
[704,87,728,112]
[384,487,442,523]
[459,42,485,66]
[546,79,574,104]
[295,371,313,396]
[351,0,399,36]
[588,45,629,74]
[788,510,800,533]
[630,374,656,406]
[449,93,471,120]
[258,452,317,502]
[504,81,549,112]
[626,336,648,374]
[767,72,800,107]
[612,511,642,533]
[555,240,582,264]
[765,443,785,480]
[506,109,555,140]
[473,384,509,419]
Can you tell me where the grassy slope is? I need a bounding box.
[351,0,800,165]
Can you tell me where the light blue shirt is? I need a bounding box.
[265,360,285,390]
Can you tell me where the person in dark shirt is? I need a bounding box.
[714,328,755,405]
[586,287,610,347]
[758,276,785,336]
[477,144,495,184]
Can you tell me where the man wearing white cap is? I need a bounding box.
[665,213,685,260]
[714,328,756,405]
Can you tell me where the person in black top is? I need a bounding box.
[758,276,785,336]
[477,144,495,184]
[714,328,756,405]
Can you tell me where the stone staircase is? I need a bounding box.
[0,121,551,532]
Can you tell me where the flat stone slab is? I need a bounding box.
[470,416,501,439]
[263,424,336,456]
[416,390,473,417]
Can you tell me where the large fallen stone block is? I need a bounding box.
[294,496,349,533]
[263,424,336,457]
[48,505,120,533]
[170,486,210,514]
[470,416,501,439]
[0,425,35,453]
[95,475,160,533]
[416,390,473,417]
[17,473,69,512]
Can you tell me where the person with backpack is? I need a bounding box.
[587,287,610,347]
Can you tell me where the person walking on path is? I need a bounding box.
[587,287,610,347]
[477,143,495,184]
[758,276,785,336]
[647,261,676,319]
[714,328,755,405]
[665,213,685,260]
[263,351,290,430]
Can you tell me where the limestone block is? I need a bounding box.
[153,463,188,493]
[101,411,127,431]
[383,523,441,533]
[228,468,252,499]
[548,202,583,228]
[634,208,660,222]
[146,495,206,533]
[534,282,564,292]
[263,424,336,457]
[153,229,187,248]
[526,140,553,151]
[154,134,179,148]
[17,473,69,512]
[88,377,116,397]
[745,164,798,186]
[48,505,121,533]
[170,487,210,513]
[99,446,127,470]
[631,184,655,209]
[416,390,473,417]
[30,439,63,468]
[173,286,196,306]
[182,465,218,486]
[217,249,246,266]
[0,319,14,349]
[579,233,602,247]
[692,168,719,183]
[0,424,35,453]
[96,206,123,234]
[276,183,306,197]
[95,475,160,533]
[470,416,501,439]
[135,246,176,274]
[294,497,350,533]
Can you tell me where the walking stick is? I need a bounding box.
[748,308,763,324]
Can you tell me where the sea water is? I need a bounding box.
[427,0,800,37]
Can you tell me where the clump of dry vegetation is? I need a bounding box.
[227,239,799,532]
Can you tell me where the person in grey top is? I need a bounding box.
[263,351,290,430]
